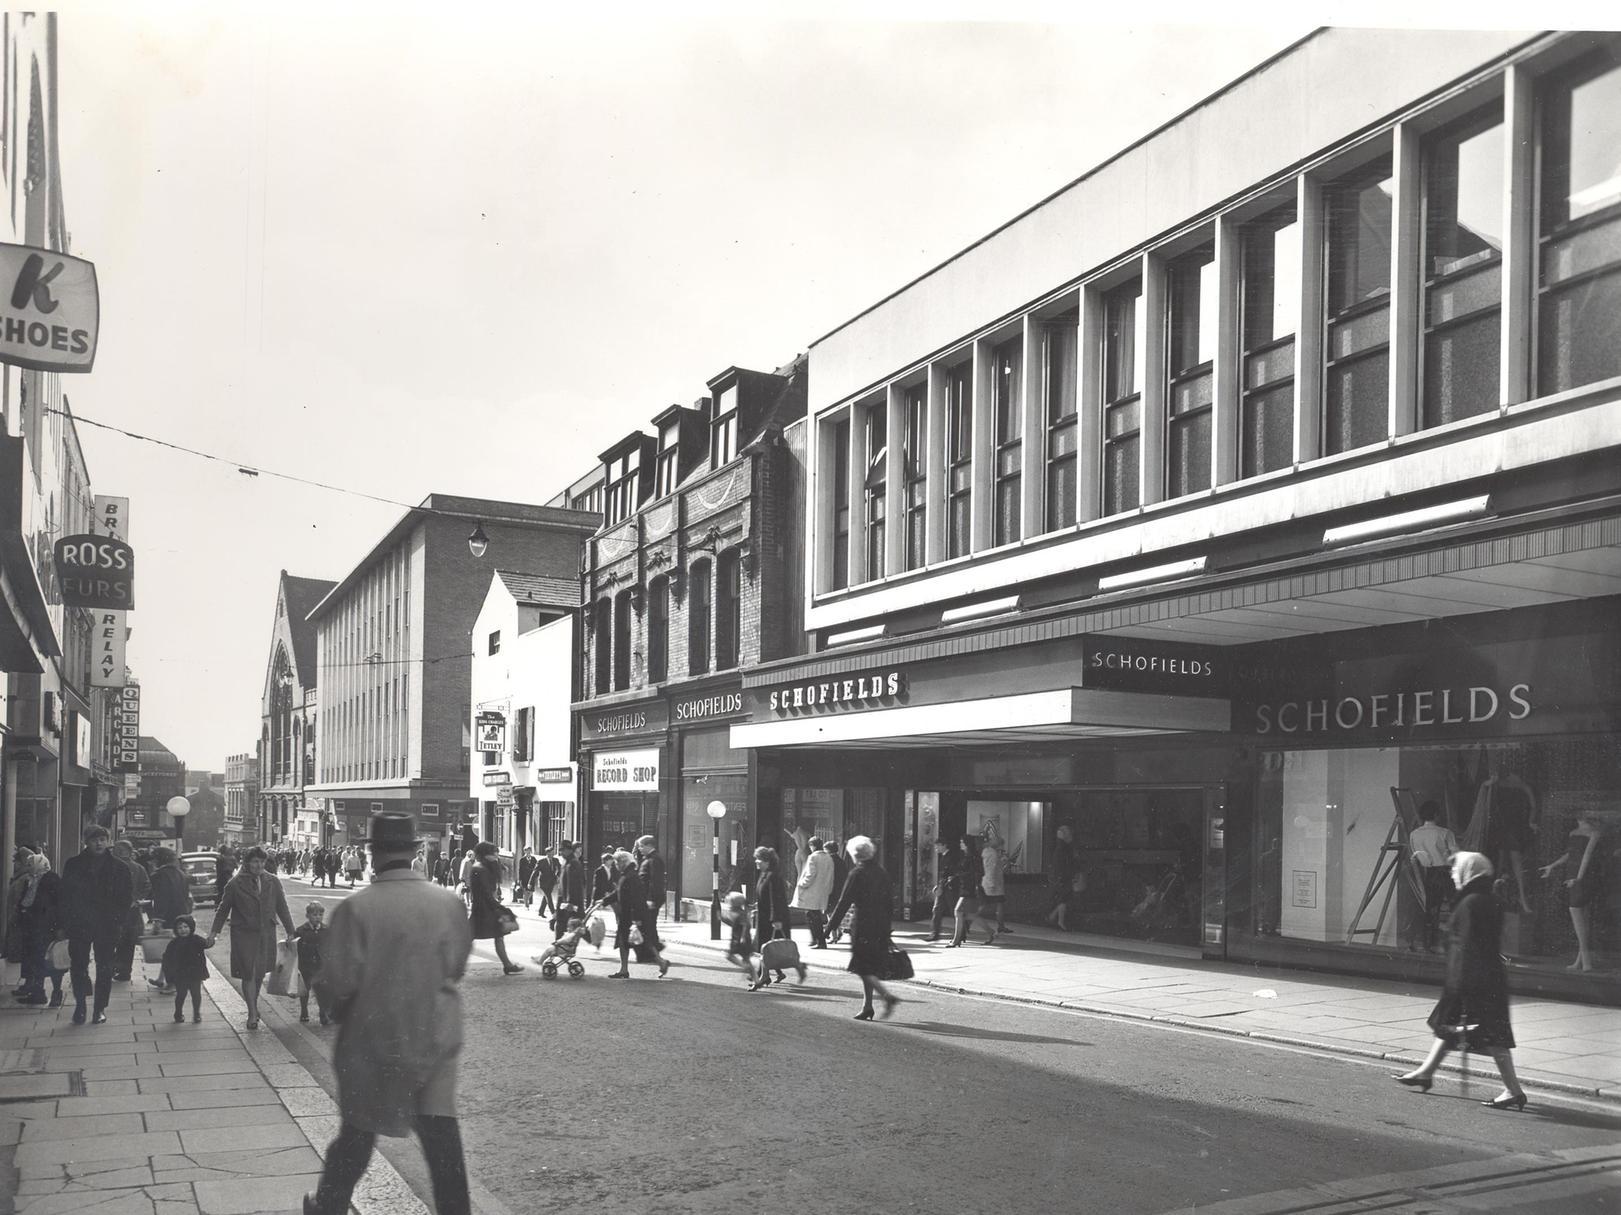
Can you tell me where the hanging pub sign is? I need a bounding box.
[474,712,505,754]
[53,534,134,609]
[0,243,99,372]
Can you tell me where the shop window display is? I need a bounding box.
[1060,788,1203,946]
[1250,738,1621,978]
[681,774,749,903]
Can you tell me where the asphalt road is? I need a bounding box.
[264,876,1621,1215]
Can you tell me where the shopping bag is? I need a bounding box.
[266,940,298,997]
[140,929,173,963]
[628,922,644,947]
[46,938,71,973]
[496,908,520,936]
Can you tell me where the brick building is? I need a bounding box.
[573,359,807,914]
[309,494,596,845]
[257,571,333,846]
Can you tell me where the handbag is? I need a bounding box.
[883,947,914,981]
[628,922,644,947]
[496,908,520,936]
[46,937,71,973]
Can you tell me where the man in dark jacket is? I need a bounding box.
[60,826,134,1025]
[552,841,586,941]
[824,838,848,943]
[146,846,191,994]
[110,839,151,981]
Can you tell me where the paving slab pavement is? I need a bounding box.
[615,913,1621,1102]
[0,946,472,1215]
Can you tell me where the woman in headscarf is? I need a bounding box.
[467,841,522,975]
[1393,851,1529,1110]
[16,853,64,1006]
[603,849,668,978]
[824,835,901,1021]
[206,845,295,1030]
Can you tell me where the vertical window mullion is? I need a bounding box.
[1501,65,1534,407]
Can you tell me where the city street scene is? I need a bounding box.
[1,6,1620,1214]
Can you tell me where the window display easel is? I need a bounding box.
[1345,787,1426,944]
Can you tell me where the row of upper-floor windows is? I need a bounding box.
[591,550,743,694]
[820,45,1621,593]
[604,387,744,527]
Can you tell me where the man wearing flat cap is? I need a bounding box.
[306,811,474,1215]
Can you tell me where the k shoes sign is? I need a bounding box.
[0,243,99,373]
[54,535,135,610]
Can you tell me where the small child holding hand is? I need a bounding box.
[292,901,331,1025]
[161,915,208,1024]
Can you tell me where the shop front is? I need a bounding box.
[734,635,1236,957]
[578,694,669,876]
[1227,597,1621,1004]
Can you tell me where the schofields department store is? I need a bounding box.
[732,561,1621,1006]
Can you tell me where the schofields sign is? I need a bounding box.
[1234,629,1619,742]
[579,698,669,741]
[671,685,743,723]
[0,244,99,373]
[592,748,659,791]
[767,669,906,715]
[1079,636,1226,697]
[53,534,134,609]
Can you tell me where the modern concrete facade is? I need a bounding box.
[734,29,1621,1003]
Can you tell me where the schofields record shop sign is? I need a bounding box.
[0,243,99,373]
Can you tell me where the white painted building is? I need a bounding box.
[468,570,581,863]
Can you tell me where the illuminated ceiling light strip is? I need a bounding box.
[1322,495,1491,546]
[825,623,886,647]
[940,595,1021,625]
[1097,556,1208,592]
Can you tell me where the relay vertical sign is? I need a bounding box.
[90,496,130,688]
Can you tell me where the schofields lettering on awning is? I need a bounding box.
[768,670,905,714]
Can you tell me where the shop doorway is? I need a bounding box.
[1058,787,1207,948]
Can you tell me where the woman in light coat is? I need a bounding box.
[789,834,835,948]
[206,846,295,1030]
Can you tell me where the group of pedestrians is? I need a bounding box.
[269,845,366,888]
[926,829,1014,946]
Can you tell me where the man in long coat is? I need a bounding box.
[60,825,132,1025]
[306,811,474,1215]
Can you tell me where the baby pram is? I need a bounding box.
[532,899,609,979]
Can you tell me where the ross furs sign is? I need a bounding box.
[54,534,134,610]
[0,243,98,372]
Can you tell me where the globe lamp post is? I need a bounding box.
[166,795,192,854]
[707,799,727,940]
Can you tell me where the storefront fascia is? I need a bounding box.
[577,694,669,880]
[733,635,1236,956]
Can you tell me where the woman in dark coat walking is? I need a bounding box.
[1394,851,1528,1110]
[467,842,521,974]
[825,835,901,1021]
[15,854,64,1006]
[206,846,294,1031]
[752,847,792,984]
[603,850,667,978]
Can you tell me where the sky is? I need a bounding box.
[47,2,1603,770]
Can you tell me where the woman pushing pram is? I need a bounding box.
[531,900,608,978]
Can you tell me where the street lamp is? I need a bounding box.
[166,795,191,854]
[706,799,727,940]
[467,521,490,558]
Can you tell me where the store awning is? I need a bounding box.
[730,687,1230,751]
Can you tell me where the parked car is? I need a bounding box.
[181,851,221,908]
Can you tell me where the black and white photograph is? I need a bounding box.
[0,3,1619,1213]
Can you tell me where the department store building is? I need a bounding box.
[734,28,1621,1003]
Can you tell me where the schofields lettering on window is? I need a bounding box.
[1251,683,1532,735]
[768,670,905,714]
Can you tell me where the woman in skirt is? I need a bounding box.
[824,835,900,1021]
[1393,851,1529,1110]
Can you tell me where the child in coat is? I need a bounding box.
[292,901,330,1025]
[721,892,754,982]
[161,915,208,1023]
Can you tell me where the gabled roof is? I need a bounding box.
[495,570,579,610]
[281,572,336,684]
